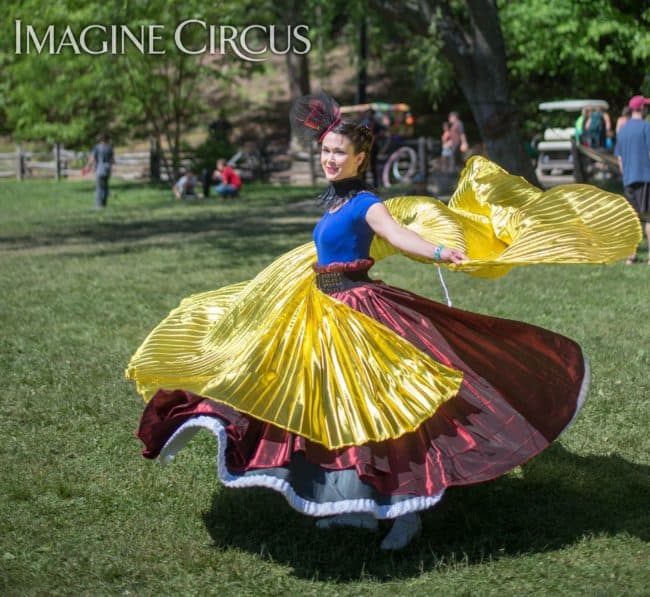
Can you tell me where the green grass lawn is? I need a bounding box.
[1,179,648,596]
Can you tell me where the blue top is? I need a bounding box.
[614,119,650,186]
[313,191,382,265]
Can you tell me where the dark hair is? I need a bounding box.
[326,120,374,176]
[290,91,374,179]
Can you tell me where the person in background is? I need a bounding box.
[212,159,242,198]
[614,95,650,264]
[585,106,612,149]
[447,111,469,170]
[603,109,614,150]
[440,121,454,172]
[575,107,590,145]
[173,168,198,200]
[85,133,114,209]
[616,106,632,135]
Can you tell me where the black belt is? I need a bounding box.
[315,270,371,293]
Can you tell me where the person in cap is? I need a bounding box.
[615,95,650,264]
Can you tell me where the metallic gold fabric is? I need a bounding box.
[126,243,463,449]
[126,156,640,449]
[372,156,641,278]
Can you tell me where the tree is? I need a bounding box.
[369,0,538,181]
[1,3,122,146]
[281,0,313,98]
[1,0,245,179]
[499,0,650,125]
[368,1,650,176]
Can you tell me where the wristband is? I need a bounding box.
[433,245,444,261]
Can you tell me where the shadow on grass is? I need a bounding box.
[64,180,320,196]
[0,206,321,260]
[64,179,167,193]
[202,443,648,581]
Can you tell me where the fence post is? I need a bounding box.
[55,143,62,181]
[16,145,24,181]
[150,138,161,182]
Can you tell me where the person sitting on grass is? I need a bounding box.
[173,168,198,200]
[212,159,242,198]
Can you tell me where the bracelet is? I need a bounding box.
[433,245,444,261]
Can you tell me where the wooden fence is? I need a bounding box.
[0,136,442,187]
[0,145,153,181]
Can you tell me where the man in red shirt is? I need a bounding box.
[213,159,242,197]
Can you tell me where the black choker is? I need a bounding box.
[318,177,368,209]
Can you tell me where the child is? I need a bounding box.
[173,168,198,200]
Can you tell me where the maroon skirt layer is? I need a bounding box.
[138,281,586,498]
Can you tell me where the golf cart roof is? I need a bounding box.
[340,102,411,115]
[539,100,609,112]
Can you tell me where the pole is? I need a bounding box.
[16,145,24,181]
[55,143,62,181]
[150,138,161,182]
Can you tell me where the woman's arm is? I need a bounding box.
[603,111,612,134]
[459,133,469,154]
[365,202,467,264]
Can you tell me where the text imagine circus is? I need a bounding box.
[14,20,311,61]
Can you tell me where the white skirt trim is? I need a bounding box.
[158,415,445,520]
[562,356,590,432]
[156,357,590,520]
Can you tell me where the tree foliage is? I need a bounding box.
[1,3,121,145]
[2,0,648,169]
[367,0,538,180]
[1,0,248,176]
[499,0,650,125]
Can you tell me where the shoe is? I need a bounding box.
[316,513,378,531]
[625,256,637,265]
[380,513,422,550]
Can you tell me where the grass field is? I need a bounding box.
[1,178,648,596]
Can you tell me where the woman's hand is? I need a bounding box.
[439,247,468,264]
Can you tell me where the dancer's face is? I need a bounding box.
[320,132,365,181]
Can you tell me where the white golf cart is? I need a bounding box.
[535,99,609,185]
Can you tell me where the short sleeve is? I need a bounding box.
[353,192,382,220]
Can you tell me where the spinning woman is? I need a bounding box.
[126,92,640,550]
